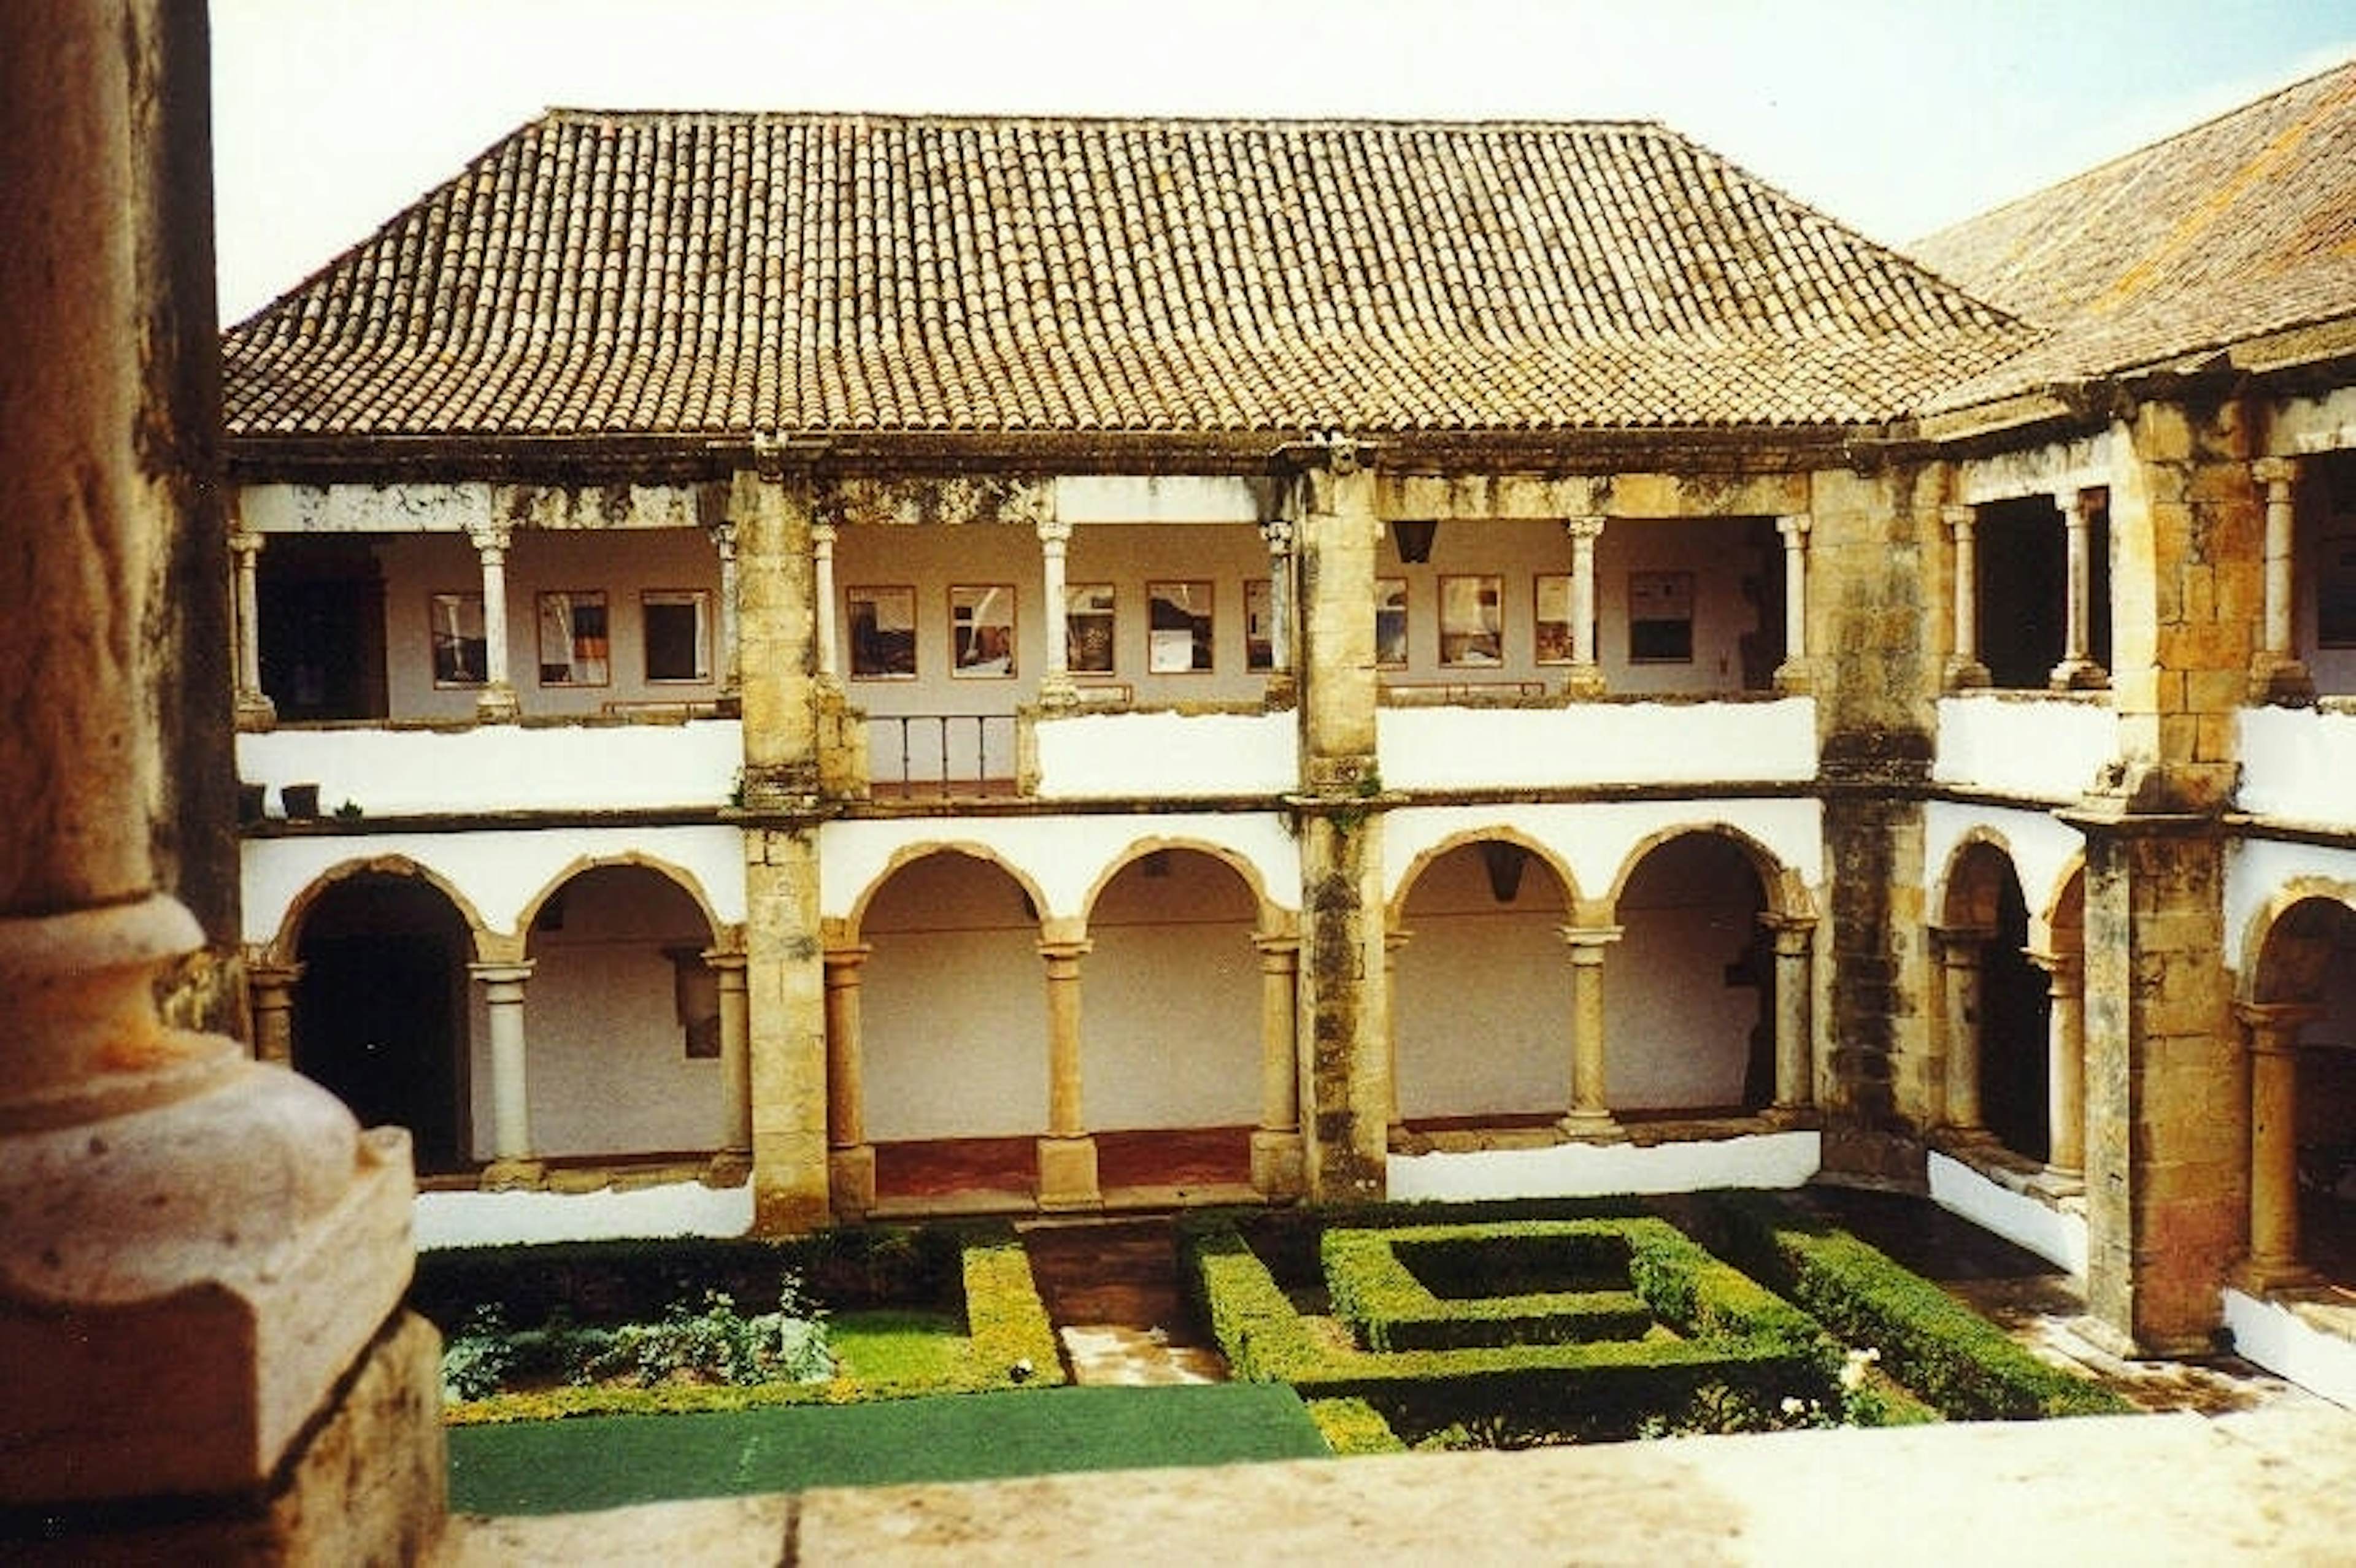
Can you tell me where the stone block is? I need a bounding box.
[1036,1134,1102,1210]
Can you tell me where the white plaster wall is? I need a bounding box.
[1082,851,1261,1131]
[415,1182,752,1248]
[1380,699,1815,793]
[1396,845,1573,1120]
[1922,801,2085,928]
[2225,837,2356,983]
[2238,707,2356,828]
[242,480,701,536]
[1932,694,2116,801]
[1954,433,2113,507]
[1383,799,1823,913]
[1053,475,1272,525]
[242,824,746,948]
[1388,1131,1820,1200]
[1927,1153,2088,1278]
[1607,837,1766,1110]
[372,528,725,722]
[237,720,740,818]
[2222,1289,2356,1410]
[820,812,1299,926]
[1033,710,1296,799]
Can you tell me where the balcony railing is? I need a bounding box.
[867,714,1019,798]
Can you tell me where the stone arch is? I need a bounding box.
[843,840,1052,944]
[1937,829,2020,932]
[266,853,491,967]
[1936,834,2047,1160]
[1392,828,1577,1124]
[1603,820,1814,925]
[1081,835,1287,936]
[515,851,725,952]
[2239,880,2356,1005]
[1387,824,1580,926]
[2033,856,2087,957]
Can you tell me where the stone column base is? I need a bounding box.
[480,1158,546,1191]
[1943,658,1990,690]
[829,1143,877,1220]
[1760,1104,1822,1131]
[1250,1129,1305,1199]
[2249,655,2316,707]
[1556,1110,1626,1143]
[2239,1257,2322,1296]
[705,1148,753,1187]
[1036,1134,1102,1212]
[2048,659,2109,692]
[233,691,277,731]
[6,1312,446,1565]
[1771,661,1812,696]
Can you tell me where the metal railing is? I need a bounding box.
[868,713,1020,797]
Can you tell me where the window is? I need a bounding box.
[642,590,710,683]
[1147,581,1215,672]
[848,586,917,678]
[1244,580,1275,672]
[1534,575,1574,664]
[429,593,487,686]
[1628,571,1694,663]
[1375,578,1409,668]
[537,591,610,685]
[1067,583,1115,673]
[1439,575,1502,667]
[951,584,1017,678]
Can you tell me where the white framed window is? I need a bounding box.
[536,591,611,686]
[642,590,710,683]
[951,584,1017,678]
[848,585,917,678]
[429,593,487,686]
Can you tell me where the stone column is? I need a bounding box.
[470,961,539,1182]
[1037,516,1077,708]
[705,947,752,1179]
[710,520,742,702]
[1942,504,1990,688]
[464,520,521,722]
[1384,929,1411,1145]
[809,519,839,686]
[1762,915,1815,1119]
[1260,516,1297,705]
[2050,488,2109,690]
[1557,924,1624,1139]
[247,959,303,1066]
[1773,513,1812,694]
[823,942,877,1218]
[2029,950,2085,1183]
[0,6,439,1551]
[1250,932,1304,1197]
[1565,514,1606,696]
[229,526,276,729]
[2249,458,2313,704]
[2239,1002,2320,1290]
[1036,932,1101,1210]
[1934,926,1990,1136]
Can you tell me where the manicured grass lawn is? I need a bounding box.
[447,1383,1330,1515]
[828,1308,971,1385]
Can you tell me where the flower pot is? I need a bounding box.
[237,782,268,824]
[280,783,321,820]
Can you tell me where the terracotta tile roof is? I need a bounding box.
[223,112,2031,442]
[1914,60,2356,412]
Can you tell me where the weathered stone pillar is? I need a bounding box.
[1558,923,1623,1139]
[1773,513,1812,694]
[1384,929,1411,1144]
[2248,458,2312,704]
[1933,926,1990,1135]
[1260,516,1297,705]
[809,519,839,686]
[2050,488,2109,690]
[1250,932,1304,1197]
[464,520,521,721]
[823,941,876,1218]
[1036,929,1101,1210]
[1763,914,1816,1118]
[1292,436,1389,1202]
[229,524,277,729]
[2239,1002,2319,1290]
[1037,516,1077,707]
[2030,950,2085,1183]
[470,960,538,1180]
[705,945,752,1175]
[710,518,742,702]
[1565,514,1606,696]
[247,958,302,1066]
[0,6,441,1553]
[1942,503,1990,688]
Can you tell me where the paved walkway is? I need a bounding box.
[1022,1217,1229,1385]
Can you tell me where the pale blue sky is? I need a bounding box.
[211,0,2355,323]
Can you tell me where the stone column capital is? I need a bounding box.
[2236,1000,2323,1047]
[1558,924,1623,959]
[1776,512,1811,543]
[1258,516,1296,554]
[2025,947,2082,989]
[822,942,873,975]
[1037,938,1093,966]
[227,526,266,557]
[1760,912,1816,954]
[1252,932,1302,967]
[706,519,739,555]
[1941,503,1977,533]
[1565,513,1606,542]
[466,959,535,988]
[246,959,306,988]
[1035,516,1072,548]
[1930,924,1996,961]
[699,945,750,975]
[2251,456,2297,489]
[464,520,514,556]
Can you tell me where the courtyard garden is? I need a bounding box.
[414,1196,2133,1512]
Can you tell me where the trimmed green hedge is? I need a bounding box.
[1711,1193,2131,1421]
[962,1234,1064,1387]
[1306,1397,1407,1455]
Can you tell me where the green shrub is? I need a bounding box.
[1307,1397,1406,1455]
[959,1233,1065,1389]
[1711,1193,2131,1421]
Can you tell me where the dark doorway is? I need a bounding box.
[293,873,470,1172]
[258,536,388,721]
[1977,494,2109,690]
[1980,872,2050,1162]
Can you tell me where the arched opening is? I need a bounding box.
[1084,847,1260,1186]
[2252,896,2356,1281]
[291,871,471,1174]
[521,863,723,1161]
[1943,843,2049,1161]
[1610,832,1771,1114]
[860,850,1046,1200]
[1395,838,1571,1126]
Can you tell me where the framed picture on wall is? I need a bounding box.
[641,590,710,683]
[1534,575,1574,664]
[1067,583,1116,673]
[847,586,917,678]
[429,593,487,686]
[1376,578,1409,668]
[950,584,1017,677]
[1439,574,1502,666]
[537,590,610,686]
[1147,581,1214,672]
[1244,579,1274,672]
[1628,571,1695,663]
